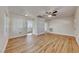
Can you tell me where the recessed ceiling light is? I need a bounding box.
[48,15,52,17]
[25,14,28,16]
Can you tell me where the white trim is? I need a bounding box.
[2,38,9,53]
[9,34,27,39]
[36,32,45,35]
[47,31,75,37]
[75,34,79,46]
[76,37,79,46]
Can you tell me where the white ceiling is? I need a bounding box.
[8,6,77,19]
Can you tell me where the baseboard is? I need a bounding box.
[9,34,27,39]
[75,34,79,46]
[2,38,9,53]
[36,32,45,35]
[46,32,75,37]
[1,35,9,53]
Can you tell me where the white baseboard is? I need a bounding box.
[75,34,79,46]
[47,32,75,37]
[9,34,27,39]
[36,32,45,35]
[2,38,9,53]
[1,35,9,53]
[76,38,79,46]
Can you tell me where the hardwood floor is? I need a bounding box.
[5,33,79,53]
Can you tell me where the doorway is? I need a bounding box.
[27,20,33,35]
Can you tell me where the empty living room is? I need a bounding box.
[0,6,79,53]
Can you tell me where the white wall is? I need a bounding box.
[32,19,38,35]
[33,18,45,35]
[37,18,45,35]
[9,14,27,38]
[74,7,79,45]
[47,17,74,36]
[74,7,79,34]
[0,7,9,52]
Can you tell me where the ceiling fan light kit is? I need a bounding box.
[48,15,52,17]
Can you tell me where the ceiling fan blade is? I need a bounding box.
[53,10,58,13]
[51,13,56,16]
[37,15,43,17]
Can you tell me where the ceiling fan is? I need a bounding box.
[46,10,58,16]
[37,10,58,18]
[37,6,64,18]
